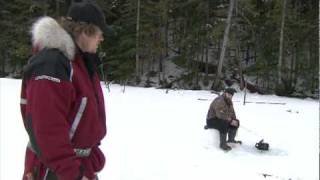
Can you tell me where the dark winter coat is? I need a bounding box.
[206,94,236,121]
[20,17,106,180]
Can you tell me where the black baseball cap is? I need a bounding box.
[67,0,113,37]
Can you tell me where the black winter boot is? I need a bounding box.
[219,132,231,151]
[227,128,242,144]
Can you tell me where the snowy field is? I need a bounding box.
[0,78,319,180]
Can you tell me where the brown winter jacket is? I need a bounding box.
[206,94,236,121]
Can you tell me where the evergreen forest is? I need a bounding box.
[0,0,318,98]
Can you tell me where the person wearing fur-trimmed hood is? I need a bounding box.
[20,0,112,179]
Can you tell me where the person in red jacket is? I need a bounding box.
[20,1,110,179]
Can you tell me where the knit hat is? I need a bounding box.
[67,0,113,37]
[224,88,236,95]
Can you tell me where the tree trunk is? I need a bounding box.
[290,45,297,89]
[214,0,235,89]
[158,29,164,85]
[66,0,72,9]
[200,37,204,64]
[56,0,60,17]
[235,0,244,90]
[235,39,244,90]
[44,0,48,15]
[195,33,200,88]
[0,50,5,76]
[165,21,169,57]
[159,38,163,73]
[205,46,209,82]
[135,0,141,82]
[164,1,169,57]
[277,0,287,85]
[311,44,317,91]
[308,41,314,90]
[204,0,210,84]
[172,18,177,48]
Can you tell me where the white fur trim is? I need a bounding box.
[31,16,75,60]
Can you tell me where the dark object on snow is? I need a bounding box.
[255,139,269,151]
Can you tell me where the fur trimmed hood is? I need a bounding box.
[31,16,75,60]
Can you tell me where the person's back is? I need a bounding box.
[207,95,235,119]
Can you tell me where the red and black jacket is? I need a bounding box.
[20,17,107,180]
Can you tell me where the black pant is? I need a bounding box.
[206,118,239,134]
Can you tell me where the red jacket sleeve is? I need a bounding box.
[26,78,82,180]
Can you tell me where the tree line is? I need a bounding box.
[0,0,318,98]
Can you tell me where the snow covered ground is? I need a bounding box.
[0,78,319,180]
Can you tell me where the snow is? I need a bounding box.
[0,78,319,180]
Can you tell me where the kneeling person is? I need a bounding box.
[205,88,241,151]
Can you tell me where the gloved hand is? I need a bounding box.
[25,173,34,180]
[230,119,239,127]
[81,176,97,180]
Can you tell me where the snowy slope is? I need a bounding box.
[0,78,319,180]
